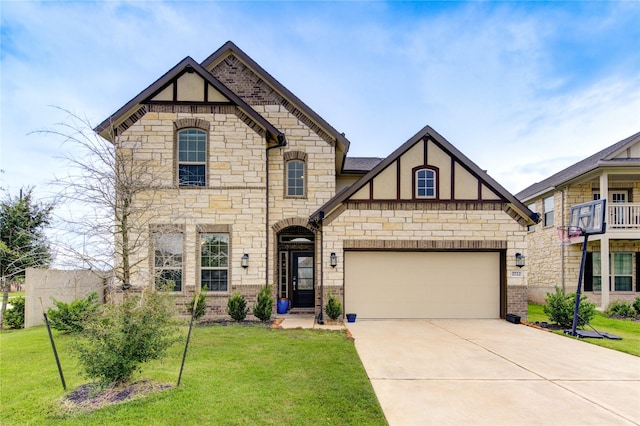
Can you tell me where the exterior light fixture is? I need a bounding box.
[241,253,249,269]
[330,252,337,268]
[515,253,525,268]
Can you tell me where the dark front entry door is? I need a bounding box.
[292,252,314,308]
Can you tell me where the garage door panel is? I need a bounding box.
[345,251,500,319]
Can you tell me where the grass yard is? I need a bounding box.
[0,324,386,425]
[528,303,640,357]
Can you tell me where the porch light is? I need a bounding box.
[241,253,249,269]
[330,252,337,268]
[515,253,525,268]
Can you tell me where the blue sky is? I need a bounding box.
[1,0,639,201]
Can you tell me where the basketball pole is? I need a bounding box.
[569,232,589,337]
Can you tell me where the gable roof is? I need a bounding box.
[95,56,285,144]
[516,130,640,202]
[201,41,351,167]
[311,125,537,225]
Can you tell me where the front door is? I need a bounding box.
[292,252,314,308]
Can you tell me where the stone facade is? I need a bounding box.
[101,42,535,320]
[525,178,640,308]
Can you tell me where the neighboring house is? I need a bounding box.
[95,41,536,320]
[516,131,640,310]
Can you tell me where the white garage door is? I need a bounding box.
[345,251,501,319]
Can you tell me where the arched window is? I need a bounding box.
[178,129,206,187]
[287,160,305,196]
[415,168,436,199]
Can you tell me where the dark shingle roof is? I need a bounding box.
[343,157,384,173]
[515,131,640,201]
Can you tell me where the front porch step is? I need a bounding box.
[287,308,315,315]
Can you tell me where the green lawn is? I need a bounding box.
[1,324,386,425]
[528,303,640,357]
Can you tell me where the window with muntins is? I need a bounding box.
[415,168,436,198]
[154,233,183,291]
[527,202,537,232]
[178,129,206,187]
[287,160,304,196]
[543,196,554,227]
[200,233,229,292]
[592,252,634,292]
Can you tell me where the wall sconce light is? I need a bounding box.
[241,253,249,269]
[330,252,337,268]
[515,253,525,268]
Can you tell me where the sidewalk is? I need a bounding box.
[275,314,346,331]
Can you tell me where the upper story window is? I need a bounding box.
[527,202,536,232]
[178,129,206,187]
[287,160,305,197]
[543,195,554,227]
[415,168,437,199]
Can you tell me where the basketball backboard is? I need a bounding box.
[569,199,606,235]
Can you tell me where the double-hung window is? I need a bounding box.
[527,202,537,232]
[178,129,206,187]
[154,233,183,291]
[287,160,305,197]
[415,168,436,199]
[200,233,229,292]
[592,252,633,292]
[543,195,554,227]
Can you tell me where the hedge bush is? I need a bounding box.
[226,292,249,321]
[70,290,180,386]
[3,296,25,329]
[47,292,101,333]
[606,299,635,318]
[253,285,273,322]
[543,286,596,328]
[325,295,342,320]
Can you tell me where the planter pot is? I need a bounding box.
[277,299,289,314]
[346,313,357,323]
[505,313,521,324]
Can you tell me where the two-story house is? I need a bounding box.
[95,41,537,320]
[517,131,640,310]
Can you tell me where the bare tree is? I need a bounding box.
[38,108,172,297]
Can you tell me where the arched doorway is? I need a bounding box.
[277,226,315,309]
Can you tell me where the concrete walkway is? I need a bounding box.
[347,319,640,426]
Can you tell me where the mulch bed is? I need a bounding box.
[62,380,173,413]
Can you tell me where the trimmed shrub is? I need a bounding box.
[253,285,273,322]
[633,297,640,316]
[606,300,635,318]
[188,287,207,320]
[543,287,596,328]
[3,296,25,329]
[325,294,342,320]
[227,292,249,321]
[70,289,180,387]
[47,292,101,333]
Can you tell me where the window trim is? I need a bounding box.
[199,232,230,293]
[412,165,439,200]
[177,129,207,187]
[591,252,634,292]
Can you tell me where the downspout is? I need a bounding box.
[312,211,325,324]
[265,133,287,288]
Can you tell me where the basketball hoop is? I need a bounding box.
[557,226,583,245]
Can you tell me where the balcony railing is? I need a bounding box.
[608,203,640,230]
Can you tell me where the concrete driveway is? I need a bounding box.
[347,320,640,426]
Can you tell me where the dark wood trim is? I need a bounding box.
[450,157,456,201]
[396,158,401,200]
